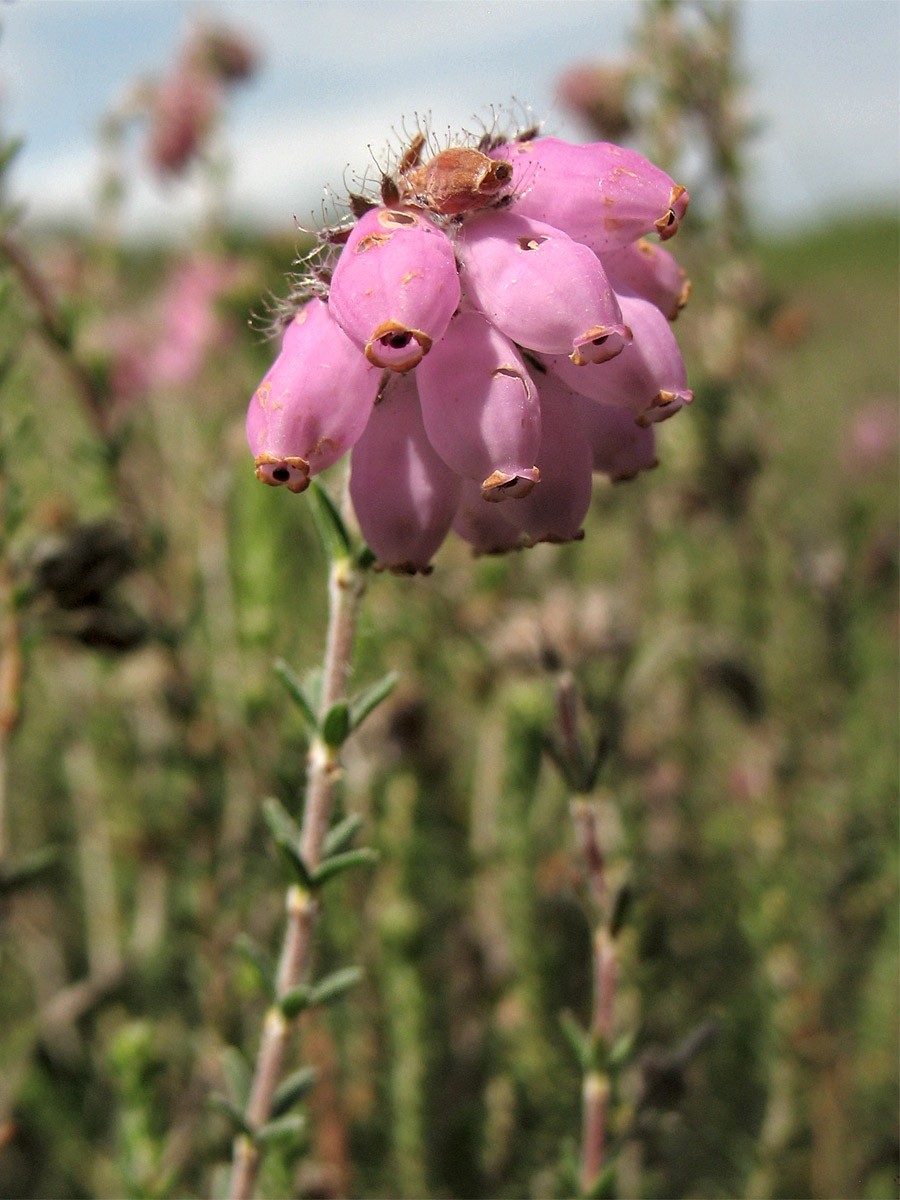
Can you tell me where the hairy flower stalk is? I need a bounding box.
[246,119,691,572]
[229,552,367,1200]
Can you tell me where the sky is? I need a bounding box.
[1,0,898,240]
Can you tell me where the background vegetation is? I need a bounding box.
[0,4,896,1197]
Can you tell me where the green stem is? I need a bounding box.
[229,554,366,1200]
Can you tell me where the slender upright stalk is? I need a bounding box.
[229,554,366,1200]
[572,797,619,1197]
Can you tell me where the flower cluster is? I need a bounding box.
[247,125,692,573]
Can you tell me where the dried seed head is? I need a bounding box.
[399,147,514,215]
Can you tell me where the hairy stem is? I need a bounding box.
[229,554,366,1200]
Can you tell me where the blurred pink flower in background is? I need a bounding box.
[840,398,899,476]
[148,256,246,387]
[145,21,258,176]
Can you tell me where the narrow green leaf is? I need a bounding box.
[349,671,399,732]
[271,1066,317,1118]
[207,1092,252,1138]
[307,480,352,560]
[233,934,275,1000]
[308,965,363,1009]
[279,984,312,1018]
[587,1161,618,1200]
[559,1009,591,1070]
[276,842,315,890]
[609,1030,637,1069]
[609,881,633,938]
[261,796,301,846]
[221,1047,252,1109]
[322,813,365,858]
[255,1113,306,1145]
[311,848,379,887]
[321,701,350,749]
[261,799,314,887]
[589,1034,610,1074]
[273,659,318,732]
[356,544,377,570]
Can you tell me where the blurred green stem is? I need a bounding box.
[229,553,366,1200]
[0,230,110,436]
[572,797,618,1197]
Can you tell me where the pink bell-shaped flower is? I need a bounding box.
[571,392,659,481]
[493,137,689,253]
[495,372,594,545]
[328,206,461,372]
[543,289,693,426]
[455,210,630,363]
[452,478,525,555]
[349,374,462,574]
[416,309,542,500]
[600,238,691,322]
[246,298,381,492]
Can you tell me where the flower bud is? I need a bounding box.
[544,289,692,426]
[328,206,461,371]
[601,238,691,321]
[455,210,630,363]
[496,372,593,545]
[415,310,541,500]
[246,298,381,493]
[349,374,462,574]
[493,137,689,253]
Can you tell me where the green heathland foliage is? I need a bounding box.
[0,207,896,1200]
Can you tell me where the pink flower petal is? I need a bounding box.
[246,298,381,492]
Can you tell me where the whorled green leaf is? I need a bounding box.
[274,842,314,889]
[207,1092,252,1138]
[321,700,350,749]
[311,847,379,888]
[273,659,318,732]
[322,813,365,858]
[261,796,301,846]
[279,984,312,1019]
[559,1009,592,1071]
[609,881,633,938]
[356,544,377,571]
[261,798,313,888]
[307,480,352,561]
[255,1113,306,1145]
[587,1161,618,1200]
[349,671,399,733]
[221,1046,253,1110]
[271,1066,318,1118]
[307,965,363,1008]
[609,1030,638,1070]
